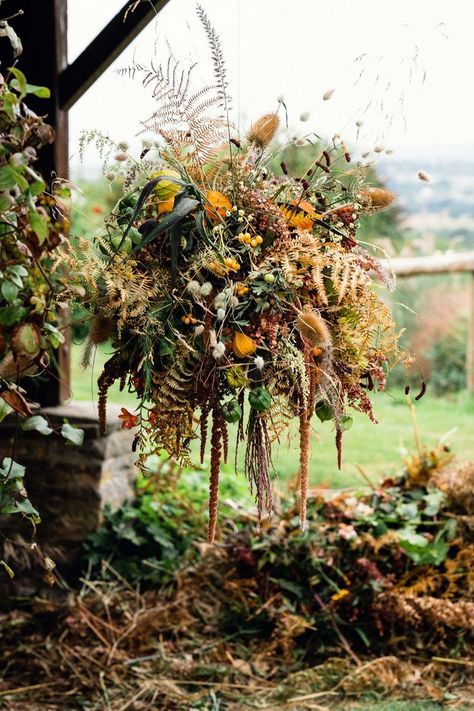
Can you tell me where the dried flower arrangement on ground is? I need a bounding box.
[64,7,401,540]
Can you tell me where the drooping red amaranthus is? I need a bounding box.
[208,405,223,542]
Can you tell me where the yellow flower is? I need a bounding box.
[331,588,349,602]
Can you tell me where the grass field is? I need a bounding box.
[71,342,474,491]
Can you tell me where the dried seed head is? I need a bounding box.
[248,113,280,148]
[295,310,332,349]
[323,88,335,101]
[358,188,396,212]
[418,170,430,182]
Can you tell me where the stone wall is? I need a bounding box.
[0,402,136,582]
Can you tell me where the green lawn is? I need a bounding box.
[71,342,474,491]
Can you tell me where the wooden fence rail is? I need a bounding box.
[383,251,474,396]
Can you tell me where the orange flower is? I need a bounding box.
[205,191,232,222]
[157,197,175,214]
[118,407,139,429]
[92,205,104,215]
[280,200,321,230]
[148,407,160,427]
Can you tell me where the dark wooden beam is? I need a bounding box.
[0,0,71,406]
[58,0,171,111]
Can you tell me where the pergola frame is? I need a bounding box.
[0,0,170,405]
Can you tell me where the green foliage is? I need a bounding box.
[0,61,70,355]
[426,316,467,395]
[85,465,205,585]
[0,456,40,522]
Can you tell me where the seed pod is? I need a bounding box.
[233,332,257,358]
[247,113,280,148]
[248,386,272,411]
[222,399,242,423]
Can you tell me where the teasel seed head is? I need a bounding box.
[295,309,332,350]
[358,187,396,212]
[247,113,280,148]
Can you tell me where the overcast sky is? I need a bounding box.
[68,0,473,170]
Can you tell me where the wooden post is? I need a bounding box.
[467,273,474,396]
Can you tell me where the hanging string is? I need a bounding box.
[237,0,241,136]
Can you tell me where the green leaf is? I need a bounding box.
[1,280,18,304]
[9,67,27,98]
[315,401,333,422]
[22,415,53,436]
[270,577,304,598]
[43,322,65,348]
[25,83,50,98]
[423,489,445,517]
[340,415,353,431]
[0,560,14,579]
[0,457,25,479]
[8,265,28,278]
[0,305,28,326]
[15,498,41,522]
[0,164,18,190]
[136,197,200,250]
[29,210,48,243]
[61,422,85,446]
[0,398,12,423]
[0,194,12,212]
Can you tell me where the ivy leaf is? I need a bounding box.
[0,457,25,479]
[61,421,85,446]
[423,489,445,517]
[15,498,41,522]
[22,415,53,436]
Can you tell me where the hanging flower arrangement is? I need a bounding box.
[65,7,402,541]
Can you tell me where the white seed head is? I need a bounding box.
[254,356,265,370]
[194,324,205,336]
[323,88,335,101]
[186,280,201,298]
[200,282,213,297]
[212,342,226,359]
[216,308,226,321]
